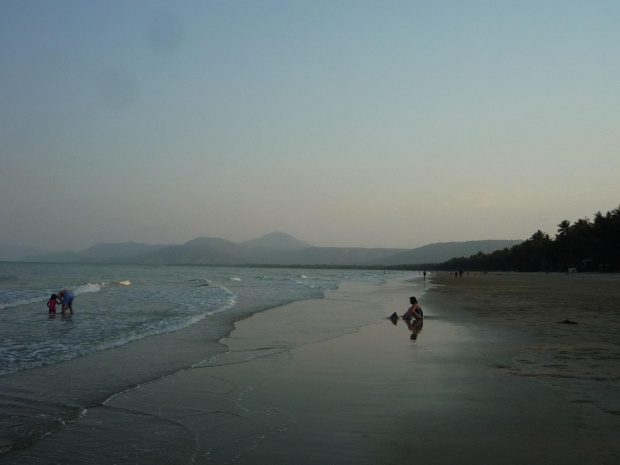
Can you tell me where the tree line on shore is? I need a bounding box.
[433,205,620,272]
[385,205,620,273]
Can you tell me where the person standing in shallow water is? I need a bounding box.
[47,294,60,314]
[58,289,76,315]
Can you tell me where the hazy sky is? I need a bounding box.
[1,1,619,251]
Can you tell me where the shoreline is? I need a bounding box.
[0,270,392,457]
[5,275,618,463]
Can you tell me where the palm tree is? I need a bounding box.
[572,218,592,230]
[530,230,550,241]
[556,220,571,238]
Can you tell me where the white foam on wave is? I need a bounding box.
[208,285,237,314]
[74,283,104,295]
[114,280,131,286]
[0,282,104,311]
[90,291,237,355]
[1,287,240,376]
[230,277,241,281]
[0,296,44,310]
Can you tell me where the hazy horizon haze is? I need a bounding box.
[2,1,618,251]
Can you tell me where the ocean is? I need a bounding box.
[0,262,410,457]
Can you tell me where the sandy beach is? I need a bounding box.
[4,274,620,464]
[430,272,620,457]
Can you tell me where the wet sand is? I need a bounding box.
[430,272,620,460]
[5,275,619,464]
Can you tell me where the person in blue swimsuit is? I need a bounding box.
[58,289,76,315]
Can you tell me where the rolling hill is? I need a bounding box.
[3,233,524,267]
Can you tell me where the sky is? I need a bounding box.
[1,1,619,251]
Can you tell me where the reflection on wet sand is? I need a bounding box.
[387,312,424,340]
[405,318,424,340]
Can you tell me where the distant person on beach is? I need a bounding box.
[402,296,423,320]
[423,271,427,281]
[47,294,60,314]
[58,289,76,315]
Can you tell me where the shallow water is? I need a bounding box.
[0,262,413,457]
[7,276,608,465]
[0,263,403,376]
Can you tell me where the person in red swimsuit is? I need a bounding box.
[47,294,60,314]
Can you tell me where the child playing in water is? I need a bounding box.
[47,294,60,314]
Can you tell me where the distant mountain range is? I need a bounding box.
[0,232,522,267]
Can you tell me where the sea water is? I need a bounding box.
[0,262,411,457]
[0,262,403,377]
